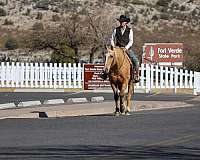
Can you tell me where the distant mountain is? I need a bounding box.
[0,0,200,30]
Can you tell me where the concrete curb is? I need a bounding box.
[67,98,88,103]
[43,99,65,105]
[18,101,41,107]
[0,100,193,119]
[0,103,16,110]
[91,96,104,102]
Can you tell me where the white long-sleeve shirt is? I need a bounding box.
[111,26,133,50]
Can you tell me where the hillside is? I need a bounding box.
[1,0,200,30]
[0,0,200,70]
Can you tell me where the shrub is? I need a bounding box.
[51,45,76,63]
[156,0,172,7]
[35,0,49,10]
[0,1,5,6]
[36,12,43,20]
[0,8,6,16]
[52,14,60,22]
[160,13,170,20]
[3,19,14,25]
[32,22,44,30]
[5,38,18,50]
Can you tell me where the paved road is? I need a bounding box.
[0,105,199,159]
[0,92,195,104]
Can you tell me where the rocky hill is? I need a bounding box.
[0,0,200,30]
[0,0,200,70]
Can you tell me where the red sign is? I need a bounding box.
[143,43,184,65]
[84,64,110,90]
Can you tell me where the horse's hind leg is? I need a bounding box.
[119,83,128,115]
[111,83,120,115]
[127,80,134,115]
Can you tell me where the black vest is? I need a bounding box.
[115,26,130,47]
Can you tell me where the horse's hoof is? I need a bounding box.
[114,111,120,116]
[121,112,126,116]
[125,111,131,116]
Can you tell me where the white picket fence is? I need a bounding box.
[136,64,200,95]
[0,62,200,95]
[0,62,83,89]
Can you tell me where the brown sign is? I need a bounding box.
[84,64,110,90]
[143,43,184,65]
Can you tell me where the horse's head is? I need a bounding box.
[104,48,116,73]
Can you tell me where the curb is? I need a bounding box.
[18,101,41,107]
[91,96,104,102]
[43,99,65,105]
[0,96,104,110]
[0,103,16,110]
[67,98,88,103]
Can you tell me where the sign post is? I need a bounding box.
[83,64,110,90]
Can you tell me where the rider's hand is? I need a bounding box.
[123,48,128,52]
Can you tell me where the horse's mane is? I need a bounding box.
[114,47,133,69]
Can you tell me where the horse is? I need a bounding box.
[104,47,134,116]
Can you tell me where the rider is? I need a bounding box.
[101,15,140,83]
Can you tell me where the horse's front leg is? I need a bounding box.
[127,80,134,115]
[119,82,128,115]
[111,83,120,115]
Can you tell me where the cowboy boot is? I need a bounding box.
[134,67,140,83]
[100,69,108,80]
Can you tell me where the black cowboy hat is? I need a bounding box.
[117,15,130,23]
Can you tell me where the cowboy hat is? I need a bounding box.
[117,15,130,23]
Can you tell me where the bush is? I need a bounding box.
[156,0,172,7]
[0,8,6,16]
[3,19,14,25]
[0,1,5,6]
[51,45,76,63]
[52,14,60,22]
[32,22,44,30]
[5,38,18,50]
[36,12,43,20]
[35,0,49,10]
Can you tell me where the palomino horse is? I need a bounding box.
[104,47,134,115]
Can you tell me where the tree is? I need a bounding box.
[86,8,115,63]
[27,14,87,63]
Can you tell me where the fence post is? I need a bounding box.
[140,63,145,88]
[35,63,39,88]
[73,63,77,88]
[68,63,72,88]
[58,63,62,88]
[49,63,53,88]
[63,63,67,88]
[6,62,10,87]
[194,72,200,95]
[174,67,178,93]
[20,63,25,88]
[11,62,15,87]
[77,63,82,88]
[160,66,164,88]
[146,64,151,93]
[44,63,48,88]
[53,63,57,89]
[16,62,20,88]
[25,63,29,88]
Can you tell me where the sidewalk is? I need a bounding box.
[0,99,194,119]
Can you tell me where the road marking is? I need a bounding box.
[147,134,200,147]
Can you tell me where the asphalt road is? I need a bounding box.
[0,105,200,159]
[0,92,196,104]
